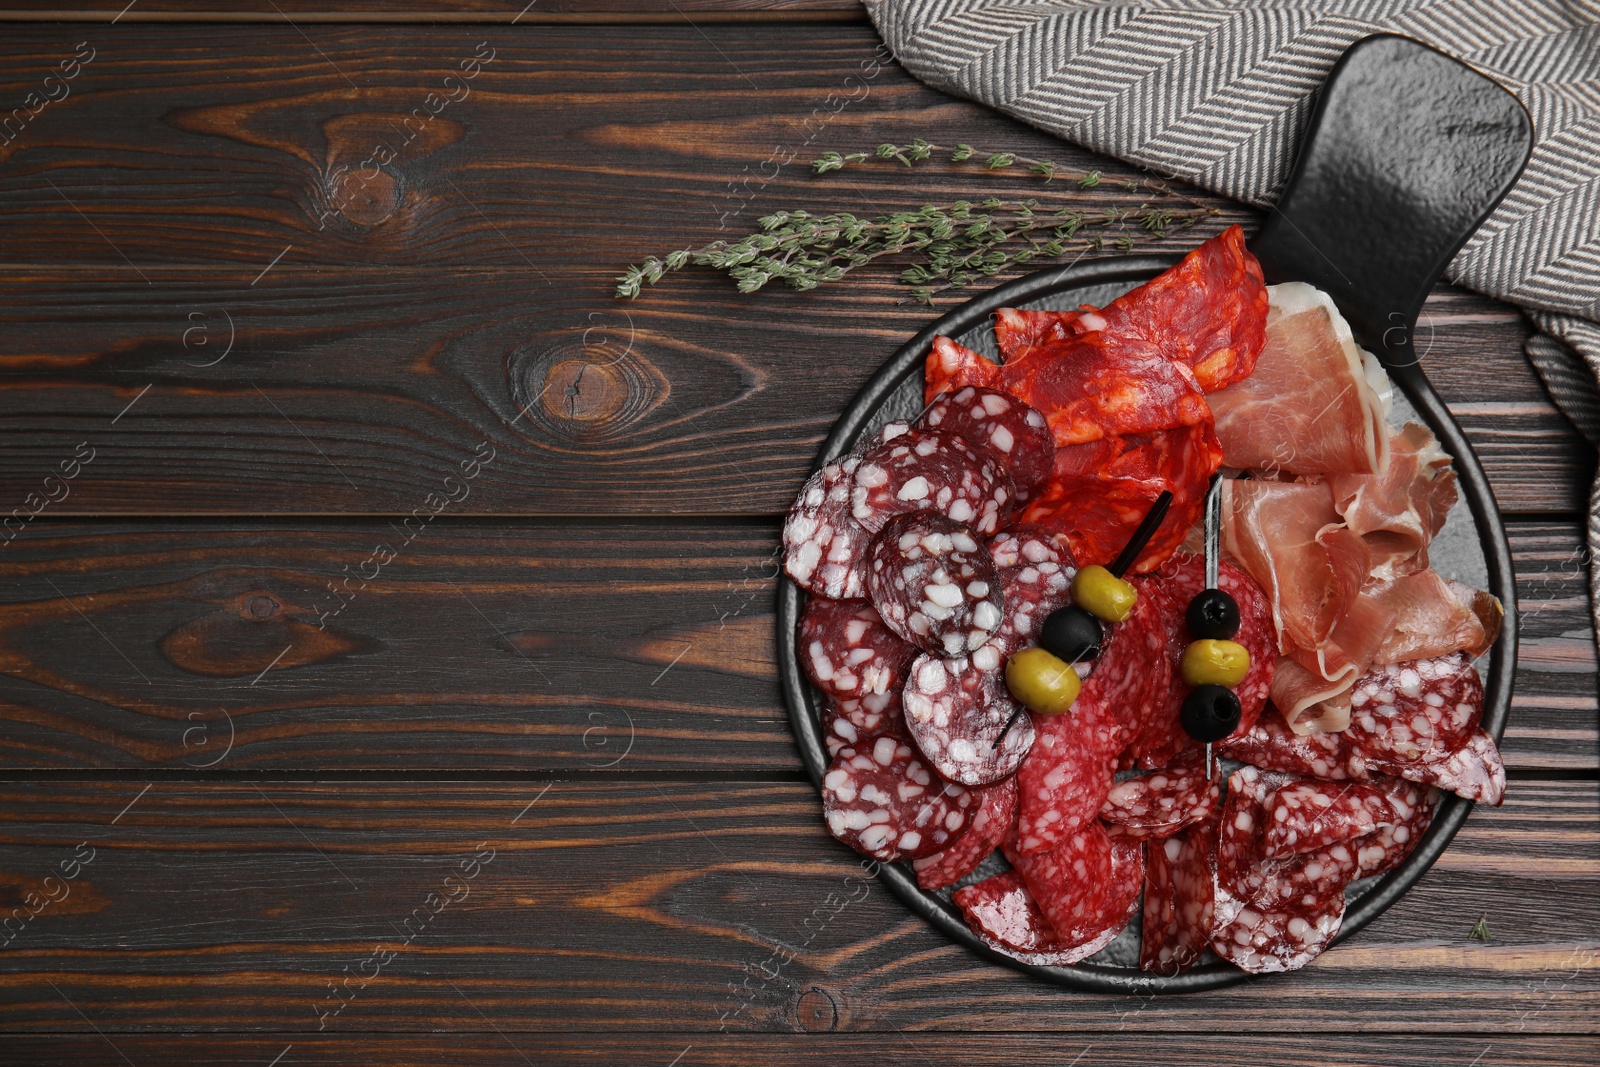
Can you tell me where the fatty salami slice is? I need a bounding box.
[1014,582,1168,855]
[925,335,1001,405]
[917,386,1056,494]
[784,455,871,600]
[988,527,1077,657]
[1210,890,1345,975]
[1259,777,1428,860]
[1124,551,1275,769]
[1219,767,1364,914]
[1346,653,1484,764]
[828,689,904,737]
[1101,749,1219,841]
[1005,822,1144,954]
[914,776,1018,891]
[865,513,1004,656]
[1362,728,1506,805]
[799,597,915,700]
[1141,816,1219,975]
[1217,711,1365,781]
[902,648,1034,786]
[1353,786,1439,878]
[822,736,974,861]
[851,428,1014,536]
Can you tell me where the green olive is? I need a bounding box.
[1071,564,1138,623]
[1179,639,1251,689]
[1004,647,1082,716]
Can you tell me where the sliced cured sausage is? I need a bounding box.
[1210,890,1345,975]
[822,736,974,861]
[1101,749,1219,841]
[988,527,1077,657]
[851,428,1014,536]
[827,689,904,738]
[865,513,1004,657]
[1345,653,1483,764]
[917,386,1056,494]
[902,649,1033,786]
[799,596,915,700]
[1015,581,1168,855]
[925,335,1000,405]
[1140,815,1219,974]
[1004,821,1143,955]
[914,776,1018,891]
[783,454,871,599]
[1259,776,1427,860]
[1353,786,1439,878]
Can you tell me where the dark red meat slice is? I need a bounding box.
[925,335,1000,404]
[902,649,1033,786]
[1020,423,1223,573]
[1259,776,1428,860]
[1140,815,1219,974]
[917,386,1056,494]
[783,454,871,599]
[955,843,1142,967]
[1353,786,1439,878]
[1092,224,1269,392]
[1015,582,1168,855]
[827,689,904,737]
[851,428,1015,536]
[1220,766,1366,914]
[987,529,1077,657]
[994,306,1089,361]
[1210,889,1345,975]
[1345,653,1484,764]
[1360,727,1506,805]
[865,513,1005,657]
[1101,749,1219,840]
[1124,551,1277,769]
[1005,821,1143,953]
[799,596,915,700]
[822,736,975,861]
[914,776,1018,891]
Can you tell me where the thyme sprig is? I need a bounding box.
[616,141,1216,305]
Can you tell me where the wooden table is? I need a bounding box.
[0,4,1596,1064]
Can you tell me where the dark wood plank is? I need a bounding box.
[0,778,1594,1031]
[2,1034,1592,1066]
[0,0,866,18]
[0,271,1586,516]
[0,518,1591,771]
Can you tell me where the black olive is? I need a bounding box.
[1186,588,1241,641]
[1180,684,1242,743]
[1039,605,1102,664]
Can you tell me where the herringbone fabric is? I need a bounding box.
[867,0,1600,640]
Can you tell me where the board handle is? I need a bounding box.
[1249,34,1532,373]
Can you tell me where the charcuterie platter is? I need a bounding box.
[776,35,1532,993]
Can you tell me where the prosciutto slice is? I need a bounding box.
[1209,283,1390,476]
[1222,479,1371,656]
[1367,569,1500,664]
[1328,423,1458,580]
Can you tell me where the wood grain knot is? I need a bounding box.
[793,986,840,1032]
[160,588,367,678]
[505,332,668,444]
[331,165,401,227]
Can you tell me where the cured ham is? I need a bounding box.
[1328,423,1458,580]
[1209,283,1390,476]
[1367,569,1500,664]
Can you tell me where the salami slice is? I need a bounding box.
[988,528,1077,657]
[1101,749,1219,841]
[1005,821,1143,953]
[955,846,1141,967]
[827,689,904,737]
[865,513,1004,656]
[925,335,1000,405]
[1219,766,1365,914]
[1140,816,1219,974]
[783,454,871,600]
[994,306,1089,362]
[914,776,1018,891]
[851,428,1015,536]
[799,596,915,700]
[917,386,1056,494]
[902,649,1034,786]
[1124,551,1275,768]
[1361,727,1506,806]
[822,736,975,861]
[1216,711,1365,781]
[1346,653,1483,764]
[1259,777,1427,860]
[1015,582,1168,855]
[1353,786,1439,878]
[1210,890,1345,975]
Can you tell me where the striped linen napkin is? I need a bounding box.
[865,0,1600,645]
